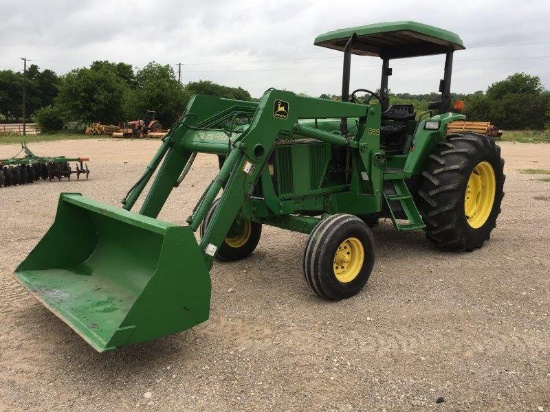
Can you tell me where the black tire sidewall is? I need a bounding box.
[310,215,375,300]
[419,133,505,251]
[200,198,262,262]
[458,138,504,247]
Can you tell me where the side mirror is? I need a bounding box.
[428,101,440,110]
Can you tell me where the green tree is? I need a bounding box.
[496,93,548,129]
[471,73,550,129]
[124,62,190,127]
[34,105,65,132]
[90,61,135,87]
[486,72,544,100]
[57,65,128,123]
[24,64,60,116]
[463,92,493,122]
[0,70,23,120]
[185,80,252,101]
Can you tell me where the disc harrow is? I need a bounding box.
[0,142,90,188]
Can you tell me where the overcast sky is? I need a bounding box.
[2,0,549,98]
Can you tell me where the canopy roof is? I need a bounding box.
[314,21,465,59]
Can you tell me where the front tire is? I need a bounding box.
[417,133,505,251]
[200,199,262,262]
[303,214,375,301]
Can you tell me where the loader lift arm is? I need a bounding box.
[124,90,379,269]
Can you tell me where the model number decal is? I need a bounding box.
[277,138,295,145]
[368,128,380,136]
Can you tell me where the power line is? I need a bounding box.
[469,41,550,49]
[164,41,550,67]
[179,55,550,73]
[1,41,549,73]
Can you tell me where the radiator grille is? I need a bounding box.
[309,144,327,190]
[276,146,293,195]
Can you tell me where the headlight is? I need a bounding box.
[424,121,440,130]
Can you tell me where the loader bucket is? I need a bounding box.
[14,193,211,352]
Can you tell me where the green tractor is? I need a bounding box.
[14,21,504,352]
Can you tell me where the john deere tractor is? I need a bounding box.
[14,21,504,352]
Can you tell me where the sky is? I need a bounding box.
[1,0,549,98]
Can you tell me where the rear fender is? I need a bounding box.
[404,112,465,176]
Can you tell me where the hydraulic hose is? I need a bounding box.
[175,152,197,187]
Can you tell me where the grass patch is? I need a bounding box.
[520,168,550,183]
[0,133,97,145]
[500,130,550,143]
[520,168,550,175]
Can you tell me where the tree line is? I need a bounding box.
[322,73,550,130]
[0,61,252,132]
[0,62,548,131]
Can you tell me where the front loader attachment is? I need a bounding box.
[14,193,211,352]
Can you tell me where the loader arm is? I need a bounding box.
[126,90,375,268]
[198,91,377,262]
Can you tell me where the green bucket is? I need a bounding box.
[14,193,211,352]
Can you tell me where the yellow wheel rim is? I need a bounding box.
[464,161,496,229]
[333,237,364,283]
[225,221,252,248]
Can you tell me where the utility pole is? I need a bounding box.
[21,57,27,136]
[177,63,182,84]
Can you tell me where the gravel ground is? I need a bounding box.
[0,139,548,411]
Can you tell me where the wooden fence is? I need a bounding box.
[0,123,40,135]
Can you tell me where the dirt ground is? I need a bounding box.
[0,139,548,411]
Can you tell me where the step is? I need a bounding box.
[393,222,425,231]
[383,179,425,232]
[383,170,408,180]
[385,194,412,201]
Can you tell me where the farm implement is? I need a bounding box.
[0,142,90,187]
[112,110,166,138]
[14,21,504,352]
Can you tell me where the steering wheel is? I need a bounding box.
[350,89,383,105]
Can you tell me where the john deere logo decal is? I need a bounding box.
[273,100,289,119]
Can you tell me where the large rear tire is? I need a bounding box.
[303,214,375,301]
[149,121,162,133]
[200,199,262,262]
[417,133,505,251]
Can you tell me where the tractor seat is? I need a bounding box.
[381,104,416,122]
[380,105,416,155]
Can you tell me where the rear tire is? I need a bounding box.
[200,199,262,262]
[303,214,375,300]
[149,121,162,133]
[417,133,505,251]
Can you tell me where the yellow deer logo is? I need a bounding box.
[276,101,287,114]
[273,100,289,119]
